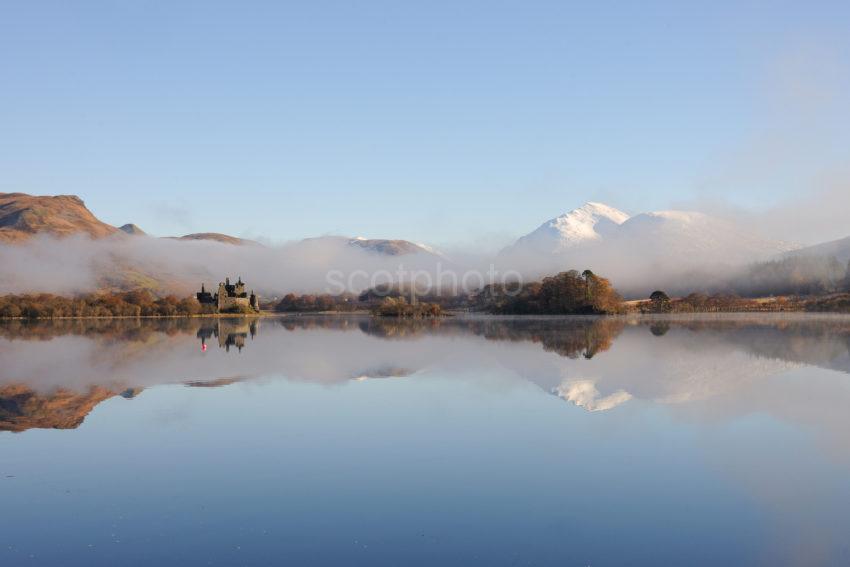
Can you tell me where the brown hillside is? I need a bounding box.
[0,192,119,243]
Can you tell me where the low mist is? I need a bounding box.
[0,235,458,297]
[1,210,847,300]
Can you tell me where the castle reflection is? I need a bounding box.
[197,318,259,352]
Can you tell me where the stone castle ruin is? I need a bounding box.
[197,276,260,313]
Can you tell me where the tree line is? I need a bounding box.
[638,291,798,313]
[0,291,214,319]
[637,290,850,313]
[274,285,465,313]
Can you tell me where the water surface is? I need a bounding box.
[2,314,850,566]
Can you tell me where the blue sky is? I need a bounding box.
[2,1,849,247]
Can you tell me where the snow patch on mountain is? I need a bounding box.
[504,202,630,255]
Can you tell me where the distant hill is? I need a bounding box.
[0,192,439,257]
[303,235,440,257]
[785,235,850,265]
[170,232,261,246]
[348,237,437,256]
[0,192,119,243]
[119,223,147,236]
[0,193,261,247]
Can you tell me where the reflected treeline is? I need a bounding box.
[354,317,625,359]
[241,314,850,370]
[453,318,624,359]
[637,315,850,373]
[0,317,203,342]
[0,316,624,360]
[0,317,261,351]
[3,315,850,370]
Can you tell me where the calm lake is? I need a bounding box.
[1,314,850,566]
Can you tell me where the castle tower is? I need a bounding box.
[217,282,228,311]
[234,277,246,297]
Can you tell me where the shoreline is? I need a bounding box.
[3,310,850,322]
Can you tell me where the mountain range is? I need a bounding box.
[2,191,849,296]
[0,192,434,256]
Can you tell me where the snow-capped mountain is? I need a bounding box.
[499,202,799,295]
[502,202,630,255]
[503,202,795,263]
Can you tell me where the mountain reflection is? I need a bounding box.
[0,384,119,433]
[1,314,850,435]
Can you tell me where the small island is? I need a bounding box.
[372,296,443,318]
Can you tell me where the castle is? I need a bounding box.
[197,277,260,313]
